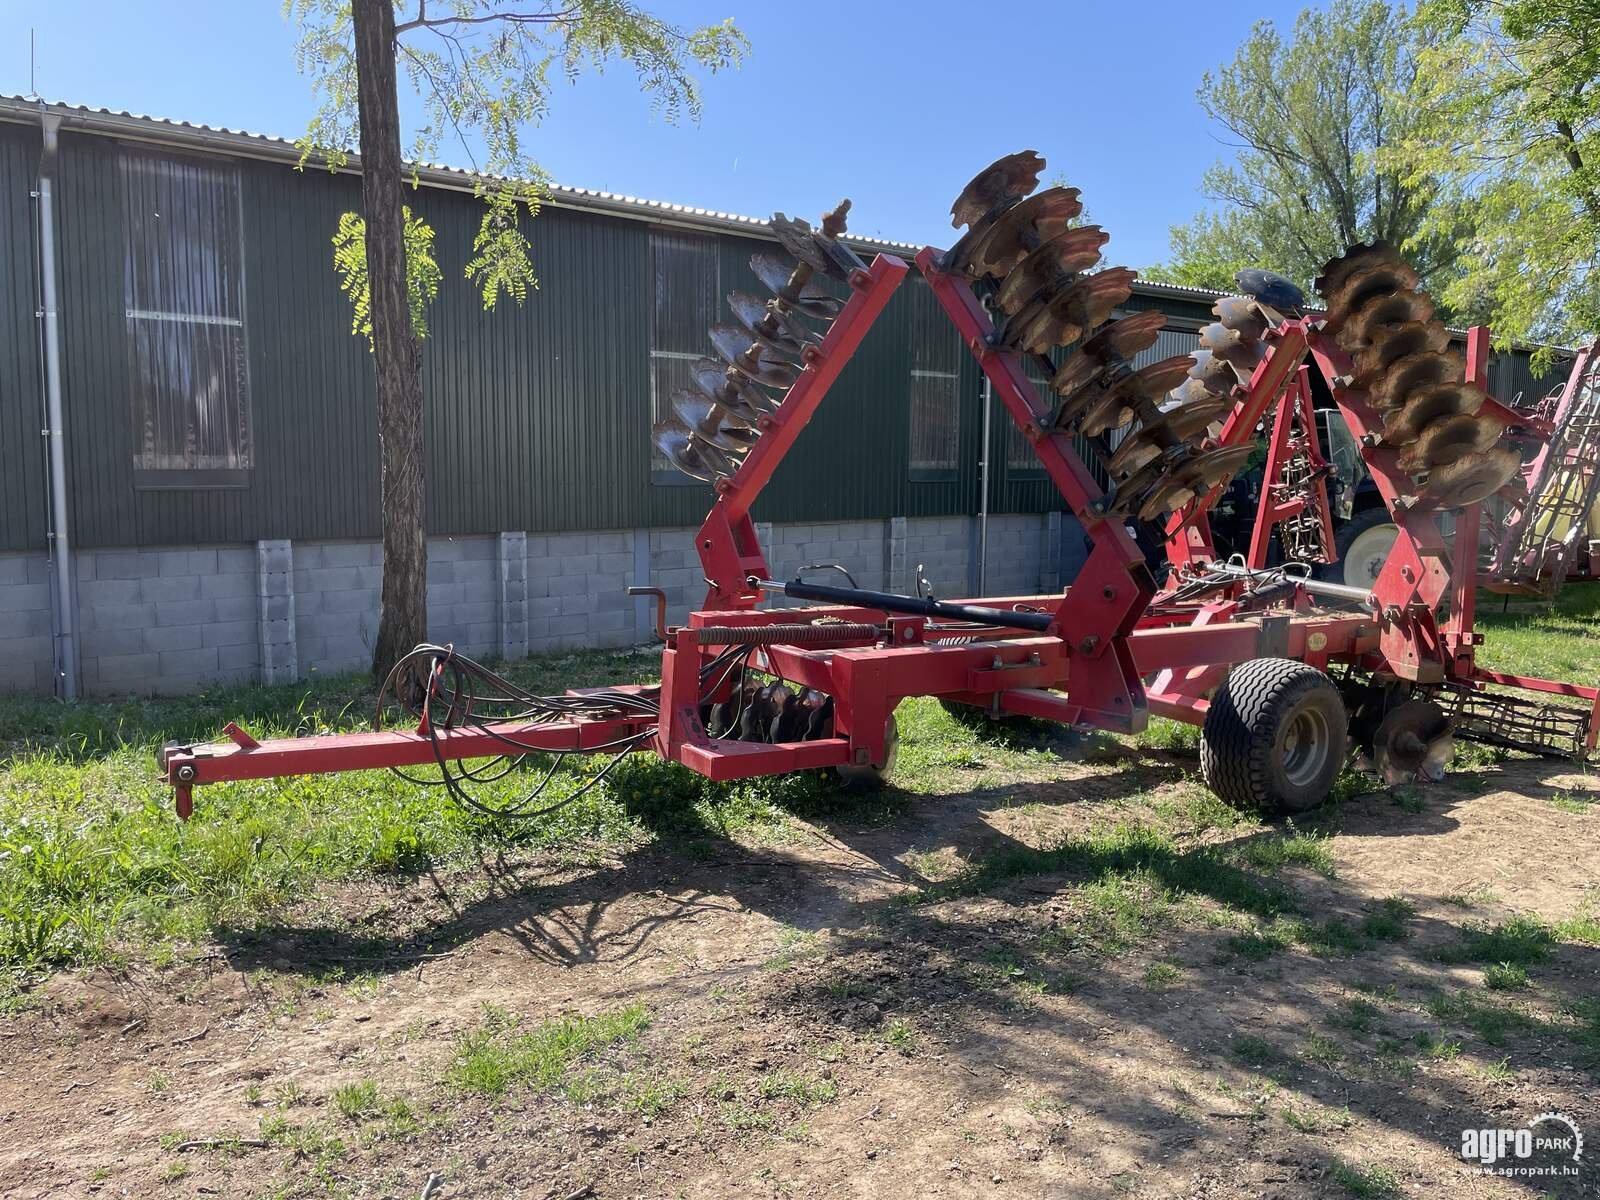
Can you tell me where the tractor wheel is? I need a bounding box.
[1318,507,1398,590]
[1201,658,1347,814]
[832,714,899,792]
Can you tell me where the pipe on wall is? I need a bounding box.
[36,106,77,700]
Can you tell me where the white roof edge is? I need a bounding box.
[0,95,1575,352]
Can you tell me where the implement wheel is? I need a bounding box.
[832,714,899,792]
[1201,658,1346,814]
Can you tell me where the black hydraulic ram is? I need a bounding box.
[749,577,1055,633]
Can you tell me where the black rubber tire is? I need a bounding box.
[1316,506,1397,587]
[832,713,899,792]
[1201,658,1347,814]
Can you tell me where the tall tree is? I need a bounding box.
[1390,0,1600,361]
[1145,0,1463,296]
[286,0,747,680]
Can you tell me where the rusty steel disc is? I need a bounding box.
[950,150,1045,229]
[1367,349,1463,411]
[671,391,759,453]
[1128,442,1257,517]
[1414,445,1523,508]
[652,419,738,481]
[748,252,843,320]
[1107,398,1229,478]
[1397,412,1505,472]
[770,214,851,281]
[1113,445,1193,514]
[1002,266,1136,354]
[1053,370,1127,431]
[1080,355,1196,437]
[1313,241,1399,299]
[1187,348,1240,393]
[708,325,801,389]
[688,358,776,420]
[952,187,1086,278]
[1187,442,1255,487]
[1167,376,1227,407]
[1350,320,1451,384]
[1213,295,1269,341]
[1337,288,1436,350]
[1381,380,1485,442]
[1200,321,1267,379]
[1135,475,1203,522]
[993,225,1109,314]
[1324,261,1424,333]
[1050,311,1165,397]
[727,290,818,356]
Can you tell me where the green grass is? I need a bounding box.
[447,1003,649,1098]
[1483,961,1530,990]
[1329,1159,1399,1198]
[1359,896,1415,942]
[0,646,935,973]
[1476,583,1600,681]
[1436,917,1554,966]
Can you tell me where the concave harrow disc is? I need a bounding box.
[727,291,818,356]
[949,187,1085,279]
[993,225,1109,314]
[708,325,801,388]
[1397,411,1505,472]
[1001,267,1137,355]
[652,418,738,481]
[1049,310,1165,398]
[689,358,775,421]
[950,149,1045,229]
[1414,446,1522,508]
[749,252,842,320]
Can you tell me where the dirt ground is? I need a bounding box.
[3,747,1598,1200]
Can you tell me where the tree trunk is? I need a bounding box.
[352,0,427,683]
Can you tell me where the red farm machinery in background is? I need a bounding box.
[160,152,1600,820]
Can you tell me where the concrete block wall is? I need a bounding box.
[0,553,56,692]
[75,546,261,695]
[762,519,890,611]
[0,513,1077,696]
[901,516,973,597]
[982,514,1049,597]
[526,530,636,652]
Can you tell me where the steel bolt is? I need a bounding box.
[175,764,196,783]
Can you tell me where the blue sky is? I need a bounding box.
[2,1,1319,269]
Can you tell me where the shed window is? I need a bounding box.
[649,229,719,479]
[121,149,251,487]
[909,290,960,478]
[1005,358,1053,474]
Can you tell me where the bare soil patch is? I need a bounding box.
[4,751,1598,1199]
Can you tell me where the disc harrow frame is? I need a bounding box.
[159,186,1600,818]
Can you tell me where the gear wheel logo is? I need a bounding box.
[1528,1111,1583,1162]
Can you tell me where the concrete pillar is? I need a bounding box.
[498,531,529,661]
[1041,511,1063,593]
[256,539,297,684]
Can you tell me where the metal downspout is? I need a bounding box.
[977,374,992,594]
[36,108,76,700]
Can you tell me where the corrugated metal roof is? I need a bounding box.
[0,94,1237,307]
[3,95,1577,353]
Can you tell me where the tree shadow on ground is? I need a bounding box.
[211,737,1598,1194]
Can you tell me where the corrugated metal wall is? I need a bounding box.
[0,120,1572,552]
[0,124,48,551]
